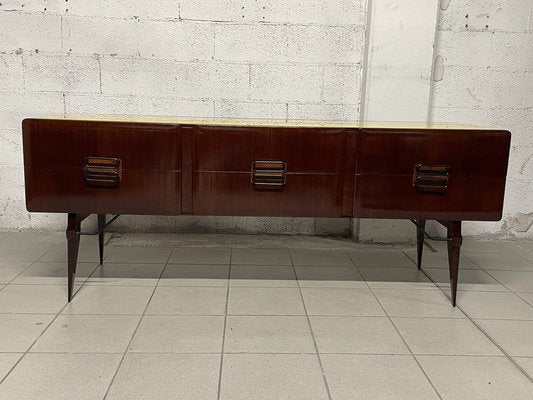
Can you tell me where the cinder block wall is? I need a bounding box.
[430,0,533,238]
[0,0,532,239]
[0,0,366,234]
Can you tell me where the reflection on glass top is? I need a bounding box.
[37,114,495,130]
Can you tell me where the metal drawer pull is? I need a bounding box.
[251,160,286,190]
[413,164,449,194]
[84,157,122,188]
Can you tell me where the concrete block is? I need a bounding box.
[214,100,287,119]
[0,1,56,12]
[287,25,363,64]
[433,66,528,109]
[24,53,100,93]
[508,144,533,181]
[63,16,213,60]
[0,54,24,91]
[438,0,533,33]
[57,0,179,19]
[0,12,61,53]
[251,64,322,102]
[0,92,64,129]
[357,219,416,243]
[174,62,250,100]
[101,57,178,97]
[323,64,361,104]
[0,199,30,230]
[489,108,533,145]
[65,93,213,117]
[214,24,288,63]
[287,103,358,121]
[436,31,533,69]
[0,166,25,196]
[180,0,366,25]
[429,106,488,126]
[0,129,23,166]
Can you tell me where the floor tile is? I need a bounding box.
[105,246,172,264]
[476,319,533,357]
[417,355,533,400]
[465,251,533,271]
[87,263,165,286]
[517,292,533,306]
[322,354,439,400]
[291,249,353,267]
[373,288,465,318]
[31,314,140,353]
[168,247,231,264]
[230,265,296,287]
[349,250,414,268]
[405,250,479,269]
[0,243,51,262]
[224,316,315,353]
[0,285,67,313]
[11,262,98,285]
[295,266,366,288]
[2,231,64,244]
[514,357,533,377]
[0,353,22,380]
[227,287,304,315]
[301,288,385,316]
[220,354,328,400]
[359,267,435,289]
[0,231,11,242]
[62,286,154,315]
[0,261,32,284]
[488,270,533,292]
[310,316,409,354]
[425,268,508,292]
[128,315,224,353]
[146,286,227,315]
[39,244,111,263]
[457,291,533,320]
[393,317,502,355]
[461,240,515,253]
[106,354,220,400]
[0,314,55,352]
[231,248,292,266]
[159,264,229,286]
[0,353,121,400]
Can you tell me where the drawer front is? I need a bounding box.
[23,119,182,214]
[192,125,347,173]
[25,168,181,214]
[23,119,181,170]
[354,129,511,221]
[192,172,343,217]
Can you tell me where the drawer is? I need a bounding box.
[192,172,343,217]
[25,167,181,215]
[23,119,181,171]
[354,174,507,221]
[191,125,347,173]
[357,129,511,176]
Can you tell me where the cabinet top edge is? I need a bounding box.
[25,115,502,131]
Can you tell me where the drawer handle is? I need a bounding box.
[251,160,286,191]
[83,157,122,188]
[413,164,449,194]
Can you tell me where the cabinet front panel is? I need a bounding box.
[192,125,347,173]
[192,172,343,217]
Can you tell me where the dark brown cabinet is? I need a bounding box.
[22,117,511,305]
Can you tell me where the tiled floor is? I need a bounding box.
[0,232,532,399]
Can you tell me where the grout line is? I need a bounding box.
[350,254,445,400]
[101,248,172,400]
[216,247,231,400]
[289,251,333,400]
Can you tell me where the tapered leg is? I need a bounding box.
[446,221,462,307]
[66,213,81,302]
[98,214,106,265]
[416,219,426,270]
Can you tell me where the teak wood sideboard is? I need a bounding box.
[22,116,511,305]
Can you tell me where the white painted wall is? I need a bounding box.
[0,0,532,239]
